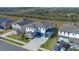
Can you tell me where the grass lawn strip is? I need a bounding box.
[41,37,57,50]
[7,34,31,43]
[3,38,24,46]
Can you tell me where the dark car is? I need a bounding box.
[54,41,70,51]
[0,36,3,39]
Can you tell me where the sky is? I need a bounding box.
[0,0,79,7]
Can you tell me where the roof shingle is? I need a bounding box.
[59,23,79,33]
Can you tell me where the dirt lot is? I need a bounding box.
[51,20,78,28]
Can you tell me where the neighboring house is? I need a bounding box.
[25,20,53,38]
[12,19,35,34]
[58,23,79,49]
[0,18,13,29]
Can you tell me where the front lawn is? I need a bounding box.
[7,34,31,43]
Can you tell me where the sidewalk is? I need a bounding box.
[4,37,25,44]
[39,47,50,51]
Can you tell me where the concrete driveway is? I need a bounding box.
[25,37,48,51]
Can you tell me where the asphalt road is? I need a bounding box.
[0,40,29,51]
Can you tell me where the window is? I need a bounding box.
[26,28,28,30]
[26,27,27,30]
[59,31,61,34]
[28,28,31,30]
[72,33,74,36]
[38,27,40,30]
[60,31,62,34]
[67,32,69,35]
[43,28,45,31]
[64,32,65,34]
[28,28,30,30]
[27,27,28,30]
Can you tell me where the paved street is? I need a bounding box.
[25,37,48,51]
[0,40,29,51]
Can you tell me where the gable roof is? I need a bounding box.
[59,23,79,33]
[15,18,53,28]
[26,20,53,28]
[17,19,35,26]
[40,20,52,28]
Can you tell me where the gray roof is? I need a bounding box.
[26,20,53,28]
[59,23,79,33]
[37,20,52,28]
[26,23,36,28]
[17,19,35,26]
[34,20,52,28]
[15,18,53,28]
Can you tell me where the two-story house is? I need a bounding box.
[12,18,35,34]
[58,23,79,49]
[25,20,53,38]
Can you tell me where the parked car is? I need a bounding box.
[54,41,70,51]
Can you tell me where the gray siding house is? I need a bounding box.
[58,23,79,49]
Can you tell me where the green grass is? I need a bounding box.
[7,34,30,43]
[3,38,24,46]
[41,28,58,50]
[0,31,4,35]
[41,37,57,50]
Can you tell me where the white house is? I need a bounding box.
[58,23,79,49]
[12,19,35,34]
[25,20,53,38]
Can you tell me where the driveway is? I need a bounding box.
[25,37,48,51]
[0,39,29,51]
